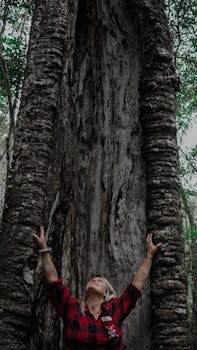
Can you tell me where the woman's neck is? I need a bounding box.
[85,294,105,312]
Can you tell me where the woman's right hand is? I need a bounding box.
[33,226,47,249]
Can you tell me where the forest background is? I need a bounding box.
[0,0,196,348]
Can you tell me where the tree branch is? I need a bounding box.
[179,147,197,173]
[13,12,29,112]
[0,147,7,161]
[0,0,12,38]
[181,185,196,230]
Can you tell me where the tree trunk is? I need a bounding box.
[0,0,190,349]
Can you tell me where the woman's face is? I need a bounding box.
[85,277,107,297]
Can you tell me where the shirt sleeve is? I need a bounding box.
[46,278,71,318]
[115,281,141,325]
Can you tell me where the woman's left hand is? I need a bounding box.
[146,233,162,258]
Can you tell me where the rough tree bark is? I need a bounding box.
[0,0,190,349]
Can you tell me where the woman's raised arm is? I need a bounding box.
[33,226,58,283]
[132,233,162,291]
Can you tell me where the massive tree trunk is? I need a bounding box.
[0,0,190,349]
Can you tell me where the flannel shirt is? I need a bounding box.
[47,278,141,349]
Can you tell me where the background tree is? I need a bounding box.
[0,0,32,216]
[0,0,193,349]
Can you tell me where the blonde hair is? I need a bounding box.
[103,277,117,302]
[80,276,117,314]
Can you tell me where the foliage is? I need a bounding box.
[0,0,33,130]
[0,0,33,216]
[166,0,197,137]
[179,145,197,192]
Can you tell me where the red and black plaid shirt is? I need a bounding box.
[47,278,141,349]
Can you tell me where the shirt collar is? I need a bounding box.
[84,302,108,314]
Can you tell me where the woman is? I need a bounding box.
[33,227,161,349]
